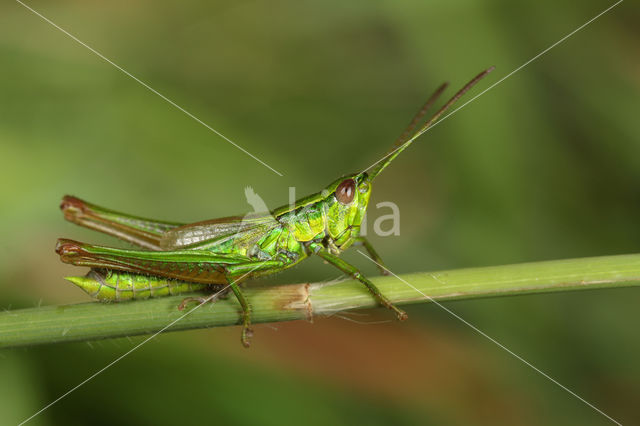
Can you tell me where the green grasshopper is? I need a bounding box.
[57,68,493,347]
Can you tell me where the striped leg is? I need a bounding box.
[60,195,183,250]
[57,238,287,347]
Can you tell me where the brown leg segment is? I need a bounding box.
[60,195,182,250]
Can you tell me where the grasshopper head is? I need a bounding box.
[323,172,372,245]
[318,69,494,247]
[321,68,494,247]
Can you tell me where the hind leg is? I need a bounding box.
[56,238,283,283]
[57,238,289,347]
[60,195,183,250]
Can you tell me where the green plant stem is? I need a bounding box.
[1,254,639,349]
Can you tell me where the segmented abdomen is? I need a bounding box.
[66,269,214,301]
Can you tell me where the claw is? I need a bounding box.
[396,310,408,321]
[241,327,254,348]
[385,302,408,321]
[178,296,208,311]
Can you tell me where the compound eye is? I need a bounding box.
[336,179,356,205]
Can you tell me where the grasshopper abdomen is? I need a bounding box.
[65,269,213,301]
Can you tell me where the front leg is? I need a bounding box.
[354,237,390,276]
[309,242,407,321]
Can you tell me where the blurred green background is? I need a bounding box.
[1,0,638,424]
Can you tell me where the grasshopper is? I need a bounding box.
[57,68,493,347]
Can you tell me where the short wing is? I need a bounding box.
[61,196,280,253]
[159,213,279,250]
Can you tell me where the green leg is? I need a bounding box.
[310,243,407,321]
[178,282,251,348]
[178,258,290,348]
[224,257,297,347]
[58,238,283,347]
[177,281,254,348]
[354,237,390,276]
[226,274,253,348]
[224,258,297,347]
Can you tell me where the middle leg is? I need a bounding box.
[179,257,290,348]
